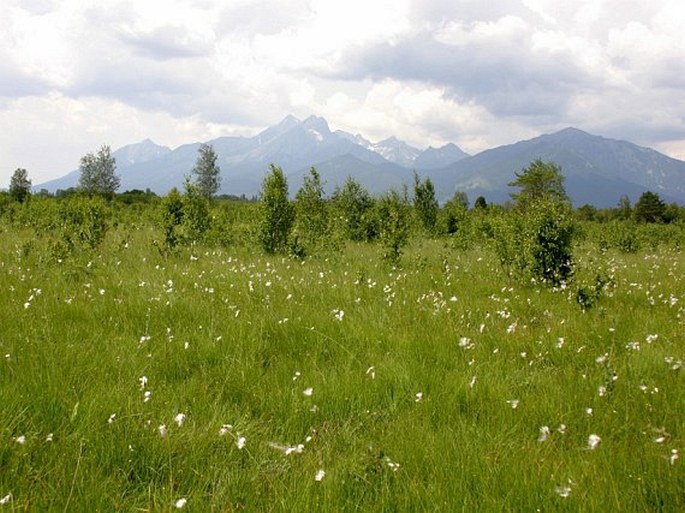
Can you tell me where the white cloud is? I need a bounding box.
[1,0,685,187]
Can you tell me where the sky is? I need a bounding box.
[1,0,685,187]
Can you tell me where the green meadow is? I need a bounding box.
[0,197,683,512]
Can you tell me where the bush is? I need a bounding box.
[491,200,574,285]
[258,165,295,254]
[375,189,411,265]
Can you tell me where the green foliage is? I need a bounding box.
[159,188,185,251]
[575,203,597,222]
[634,191,666,223]
[181,179,211,243]
[158,184,213,253]
[412,172,438,233]
[375,189,411,265]
[294,167,330,254]
[509,159,568,208]
[491,201,575,285]
[78,145,120,197]
[9,168,31,203]
[526,200,575,284]
[331,177,377,242]
[192,143,221,199]
[258,164,295,254]
[616,195,632,220]
[49,196,111,260]
[474,195,487,210]
[576,271,613,311]
[439,191,469,236]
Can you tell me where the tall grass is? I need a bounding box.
[0,218,683,511]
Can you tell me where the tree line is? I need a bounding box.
[4,145,685,290]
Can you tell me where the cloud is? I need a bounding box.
[2,0,685,188]
[333,18,589,119]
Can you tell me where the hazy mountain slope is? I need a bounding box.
[35,118,685,207]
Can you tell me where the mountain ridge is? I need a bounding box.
[36,116,685,207]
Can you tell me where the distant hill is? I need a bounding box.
[430,127,685,206]
[37,117,685,207]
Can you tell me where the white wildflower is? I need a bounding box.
[139,376,148,389]
[670,449,679,465]
[107,413,117,424]
[598,385,607,397]
[219,424,233,436]
[555,484,572,498]
[143,391,152,403]
[174,497,187,509]
[585,407,593,416]
[587,434,601,450]
[268,442,305,455]
[158,424,168,438]
[45,433,53,442]
[646,334,658,344]
[315,469,326,481]
[458,337,473,349]
[469,376,477,388]
[384,456,400,472]
[0,494,12,505]
[15,435,26,445]
[415,392,423,402]
[303,387,314,397]
[507,399,519,409]
[292,371,301,381]
[366,366,375,379]
[174,413,186,427]
[538,426,551,442]
[236,436,246,450]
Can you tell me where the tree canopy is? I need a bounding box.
[192,143,221,199]
[9,168,31,203]
[78,145,120,197]
[634,191,666,223]
[509,159,568,208]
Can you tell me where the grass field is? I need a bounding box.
[0,220,683,511]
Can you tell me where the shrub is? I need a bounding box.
[258,165,295,254]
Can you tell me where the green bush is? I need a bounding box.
[258,165,295,254]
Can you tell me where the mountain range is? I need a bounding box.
[37,115,685,207]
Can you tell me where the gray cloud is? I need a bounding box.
[0,61,53,98]
[409,0,534,25]
[334,32,589,119]
[119,25,213,60]
[217,0,312,36]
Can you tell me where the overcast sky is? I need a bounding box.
[2,0,684,187]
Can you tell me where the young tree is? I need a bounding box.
[509,159,567,208]
[192,143,221,199]
[439,190,469,235]
[78,145,120,197]
[330,177,376,242]
[258,164,295,254]
[376,189,411,265]
[413,172,438,233]
[634,191,666,223]
[9,168,31,202]
[616,195,632,220]
[294,167,328,252]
